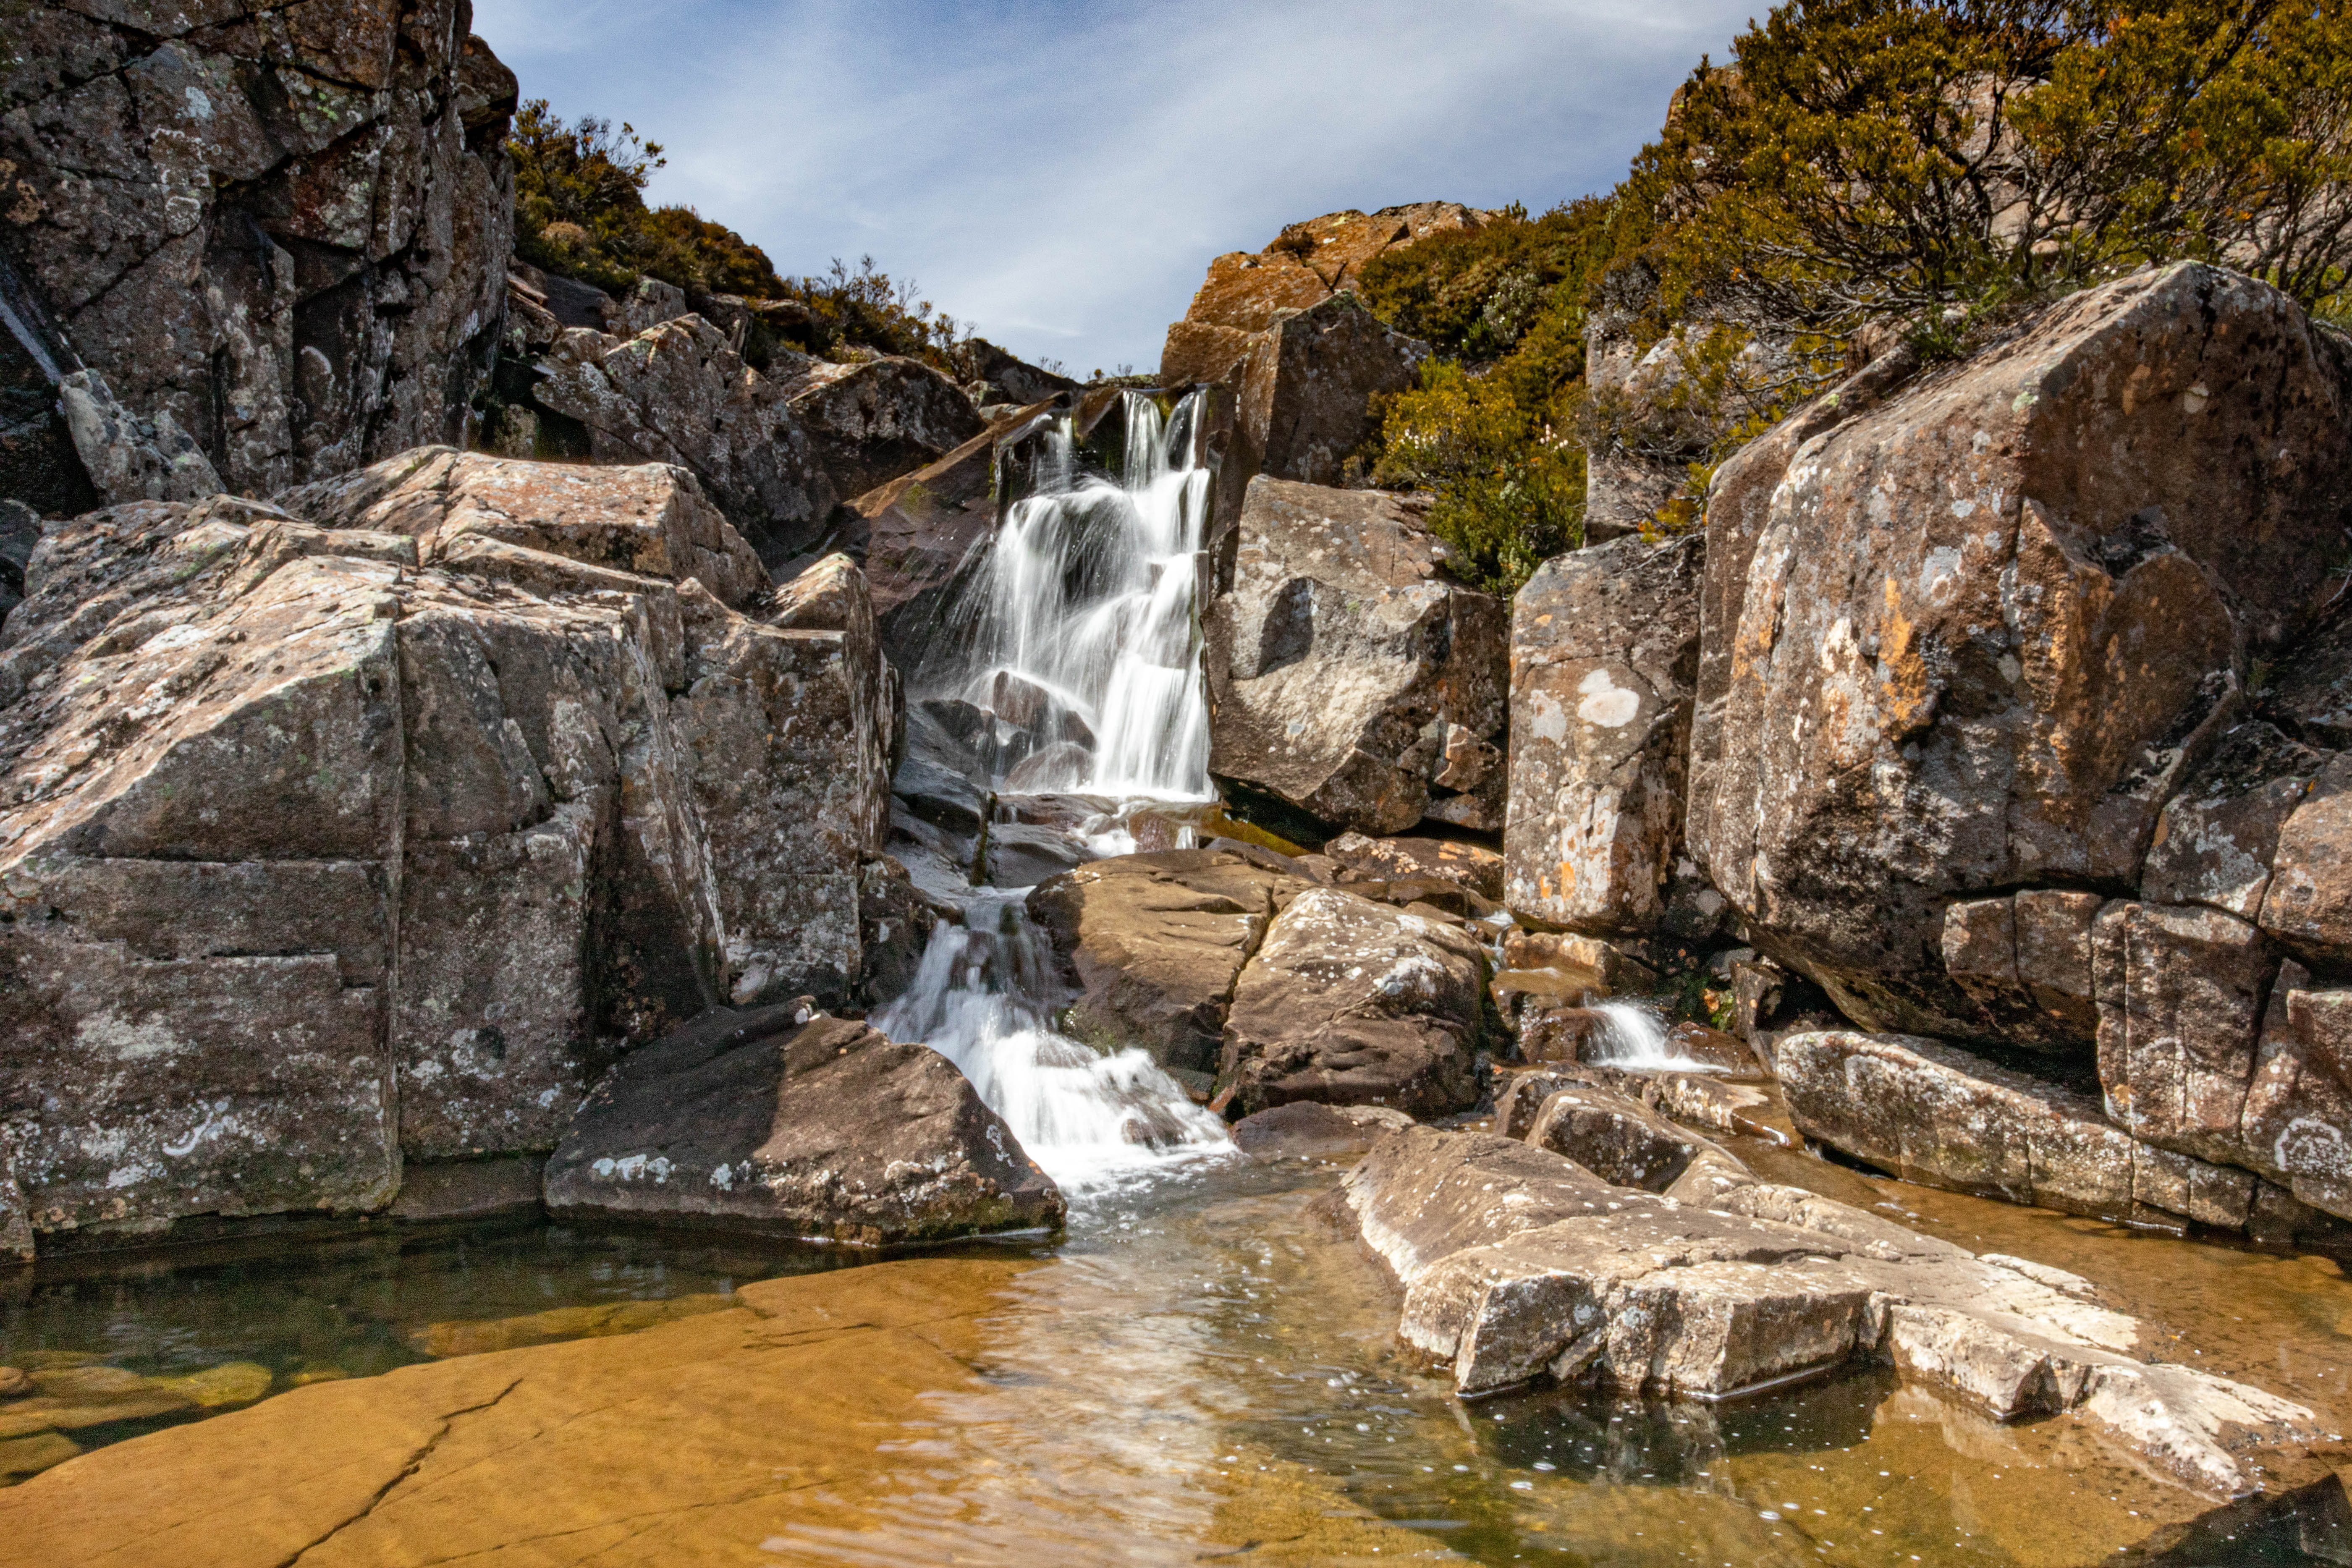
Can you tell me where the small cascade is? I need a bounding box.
[944,390,1213,800]
[874,891,1230,1196]
[1587,1000,1729,1073]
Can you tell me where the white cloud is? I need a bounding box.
[472,0,1758,373]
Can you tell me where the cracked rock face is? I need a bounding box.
[543,1007,1065,1244]
[0,456,896,1255]
[0,3,517,495]
[1205,476,1506,835]
[1339,1122,2316,1496]
[1686,263,2352,1039]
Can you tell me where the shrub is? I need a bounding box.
[1371,361,1585,597]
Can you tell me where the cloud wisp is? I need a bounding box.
[471,0,1759,372]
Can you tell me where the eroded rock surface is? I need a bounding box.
[543,1006,1063,1244]
[1205,477,1506,834]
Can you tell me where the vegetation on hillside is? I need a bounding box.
[1356,0,2352,595]
[507,100,979,373]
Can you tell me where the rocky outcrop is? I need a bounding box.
[785,356,987,505]
[543,1005,1063,1244]
[0,4,517,495]
[1205,477,1506,834]
[1217,885,1486,1115]
[56,370,223,505]
[1774,1031,2328,1241]
[1339,1123,2317,1494]
[1027,848,1312,1080]
[1503,533,1707,937]
[0,455,896,1255]
[1686,263,2352,1042]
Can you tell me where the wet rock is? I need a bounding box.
[0,5,516,494]
[534,316,838,567]
[1230,1101,1414,1160]
[1205,477,1506,834]
[277,445,769,609]
[857,855,935,1008]
[0,500,43,631]
[1686,264,2352,1037]
[1322,832,1503,900]
[982,821,1089,890]
[387,1157,547,1222]
[55,370,223,505]
[1029,849,1312,1078]
[1515,1005,1607,1065]
[1218,886,1486,1116]
[1339,1124,2317,1493]
[1776,1030,2305,1237]
[1503,930,1656,993]
[544,1006,1064,1244]
[1503,534,1704,936]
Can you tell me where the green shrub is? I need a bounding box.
[1371,361,1585,597]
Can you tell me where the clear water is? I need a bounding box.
[943,391,1214,800]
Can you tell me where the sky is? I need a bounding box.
[470,0,1763,376]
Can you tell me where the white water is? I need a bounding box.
[948,392,1213,800]
[873,892,1230,1196]
[1587,999,1728,1073]
[879,393,1232,1195]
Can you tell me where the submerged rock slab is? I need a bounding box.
[544,1005,1063,1245]
[1338,1124,2316,1495]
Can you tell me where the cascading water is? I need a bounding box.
[947,391,1213,799]
[1587,999,1728,1073]
[876,389,1232,1195]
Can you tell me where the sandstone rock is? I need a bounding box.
[1503,534,1704,936]
[1687,264,2352,1036]
[2260,752,2352,970]
[1229,1100,1414,1160]
[544,1005,1064,1244]
[1217,885,1486,1116]
[1515,1004,1606,1064]
[1205,477,1506,833]
[1027,849,1311,1077]
[0,5,516,494]
[1339,1124,2315,1493]
[534,316,838,567]
[55,370,223,505]
[1777,1030,2303,1237]
[277,446,768,608]
[1501,930,1657,992]
[2094,901,2275,1164]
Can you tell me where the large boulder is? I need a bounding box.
[781,356,987,506]
[275,445,768,609]
[1204,476,1506,833]
[543,1006,1063,1245]
[533,317,838,568]
[1338,1123,2316,1495]
[1503,534,1706,936]
[0,7,516,495]
[1026,848,1313,1080]
[1774,1030,2324,1240]
[1216,885,1486,1116]
[0,459,896,1255]
[1686,264,2352,1038]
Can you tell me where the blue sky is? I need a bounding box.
[470,0,1762,374]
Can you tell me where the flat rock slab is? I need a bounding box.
[1231,1101,1414,1160]
[545,1005,1064,1245]
[1338,1124,2318,1495]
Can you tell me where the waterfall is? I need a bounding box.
[1588,1000,1727,1073]
[877,389,1233,1194]
[947,390,1213,800]
[873,892,1230,1195]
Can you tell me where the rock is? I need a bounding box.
[620,277,691,335]
[1230,296,1430,487]
[0,249,97,519]
[0,1367,30,1400]
[2143,723,2332,920]
[1776,1030,2313,1238]
[981,821,1088,889]
[1321,832,1503,899]
[1521,1079,1750,1198]
[1229,1101,1414,1160]
[1503,534,1704,936]
[276,445,769,610]
[0,473,894,1251]
[784,356,987,507]
[1338,1124,2316,1494]
[1217,885,1486,1116]
[856,855,935,1008]
[2260,752,2352,970]
[1938,889,2107,1052]
[2267,609,2352,747]
[1028,849,1312,1077]
[960,339,1077,407]
[2240,966,2352,1220]
[2093,901,2274,1164]
[1686,264,2352,1037]
[1515,1005,1606,1064]
[0,6,516,494]
[55,370,223,505]
[386,1157,546,1222]
[0,500,41,629]
[543,1005,1064,1244]
[1205,477,1506,833]
[534,316,838,568]
[1501,930,1657,992]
